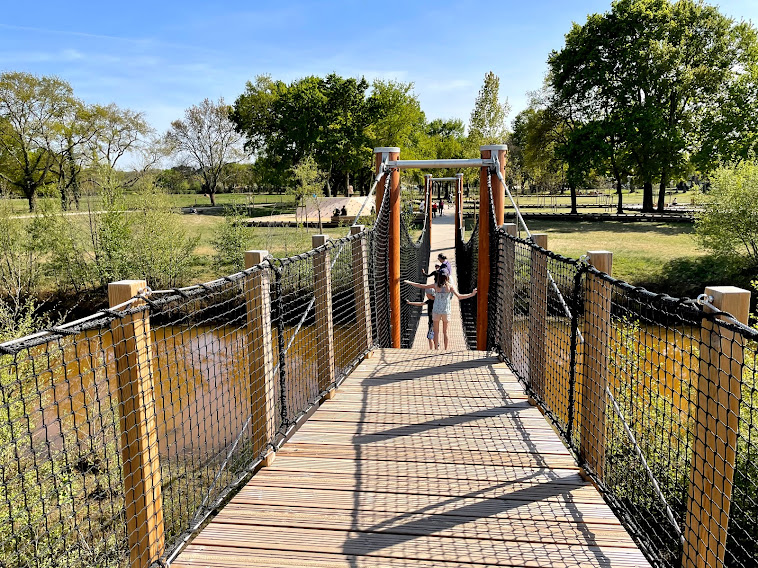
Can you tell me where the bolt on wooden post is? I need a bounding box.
[351,226,373,356]
[528,234,549,398]
[313,235,336,392]
[683,286,750,568]
[108,280,164,568]
[579,251,613,480]
[500,223,517,360]
[244,251,276,466]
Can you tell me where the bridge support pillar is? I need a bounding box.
[477,144,507,350]
[312,235,336,391]
[500,223,517,360]
[683,286,750,568]
[245,251,277,466]
[454,173,463,240]
[108,280,165,568]
[425,174,433,247]
[374,148,401,347]
[579,250,612,480]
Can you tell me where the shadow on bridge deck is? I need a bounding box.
[173,209,650,567]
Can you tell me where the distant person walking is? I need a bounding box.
[432,202,438,217]
[438,199,444,216]
[422,253,451,281]
[404,273,477,350]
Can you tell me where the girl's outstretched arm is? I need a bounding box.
[403,280,429,289]
[453,286,477,300]
[405,299,426,307]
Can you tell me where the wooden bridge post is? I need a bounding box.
[500,223,518,359]
[424,174,432,246]
[312,235,336,391]
[477,145,507,350]
[374,147,401,348]
[579,251,613,480]
[528,234,549,398]
[108,280,164,568]
[351,226,373,355]
[244,251,276,466]
[454,173,463,239]
[683,286,750,568]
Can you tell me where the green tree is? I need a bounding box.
[695,160,758,264]
[468,71,510,146]
[549,0,758,212]
[166,97,245,206]
[0,72,78,211]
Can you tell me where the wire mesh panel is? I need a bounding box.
[398,199,431,348]
[455,214,478,349]
[369,180,391,348]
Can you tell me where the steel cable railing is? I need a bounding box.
[487,227,758,568]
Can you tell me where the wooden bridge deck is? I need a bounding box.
[173,213,650,568]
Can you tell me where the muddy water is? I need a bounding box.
[41,319,363,457]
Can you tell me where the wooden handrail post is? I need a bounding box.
[108,280,164,568]
[244,250,276,466]
[579,250,613,480]
[454,173,463,238]
[683,286,750,568]
[351,226,372,355]
[528,234,550,399]
[374,147,401,348]
[313,235,336,391]
[500,223,517,359]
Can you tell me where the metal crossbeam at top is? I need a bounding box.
[384,158,495,170]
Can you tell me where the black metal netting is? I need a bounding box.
[0,228,374,568]
[487,227,758,568]
[369,177,391,349]
[399,197,431,348]
[455,201,479,350]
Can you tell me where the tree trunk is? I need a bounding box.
[615,176,624,214]
[210,191,216,206]
[657,169,669,212]
[569,184,578,215]
[642,181,654,212]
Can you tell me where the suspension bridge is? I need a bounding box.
[1,146,756,568]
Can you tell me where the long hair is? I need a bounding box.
[437,272,449,288]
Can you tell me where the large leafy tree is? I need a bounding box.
[166,97,245,206]
[468,71,511,147]
[0,72,78,211]
[549,0,758,212]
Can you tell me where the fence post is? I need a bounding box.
[500,223,518,359]
[454,173,463,239]
[425,174,433,246]
[351,225,372,358]
[527,234,549,398]
[683,286,750,568]
[313,235,336,392]
[579,250,613,480]
[108,280,164,568]
[244,250,276,466]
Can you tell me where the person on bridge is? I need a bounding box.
[406,290,436,349]
[422,254,451,281]
[404,273,477,350]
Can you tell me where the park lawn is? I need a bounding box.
[526,220,705,286]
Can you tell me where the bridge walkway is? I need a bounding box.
[173,211,650,567]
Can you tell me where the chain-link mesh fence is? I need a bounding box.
[399,197,431,348]
[454,205,479,350]
[0,228,374,568]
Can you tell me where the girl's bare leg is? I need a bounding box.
[441,315,450,350]
[433,316,441,350]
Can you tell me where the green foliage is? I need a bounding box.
[695,160,758,263]
[0,200,44,312]
[468,71,510,146]
[290,155,325,206]
[212,207,252,272]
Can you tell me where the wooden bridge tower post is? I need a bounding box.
[579,250,612,480]
[244,251,277,466]
[683,286,750,568]
[425,174,433,247]
[477,145,507,350]
[374,147,401,348]
[312,235,336,391]
[500,223,517,360]
[108,280,164,568]
[454,173,463,239]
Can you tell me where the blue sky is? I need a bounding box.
[2,0,757,140]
